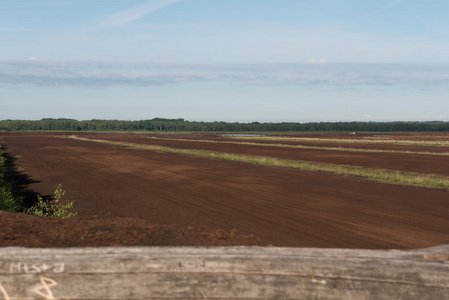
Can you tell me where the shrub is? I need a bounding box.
[0,185,23,212]
[27,184,77,219]
[0,148,24,212]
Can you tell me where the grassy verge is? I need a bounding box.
[231,136,449,147]
[68,136,449,191]
[148,136,449,156]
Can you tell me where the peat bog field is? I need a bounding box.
[1,131,449,249]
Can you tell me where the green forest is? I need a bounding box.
[1,118,448,132]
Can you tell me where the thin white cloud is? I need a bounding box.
[87,0,182,30]
[1,60,449,88]
[309,58,327,64]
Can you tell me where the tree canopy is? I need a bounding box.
[0,118,448,132]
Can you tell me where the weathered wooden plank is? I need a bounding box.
[0,245,448,299]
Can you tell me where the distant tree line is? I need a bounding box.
[0,118,448,132]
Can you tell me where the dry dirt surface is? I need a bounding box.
[1,132,449,249]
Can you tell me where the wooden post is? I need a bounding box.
[1,245,448,299]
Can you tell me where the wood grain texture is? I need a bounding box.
[1,245,448,299]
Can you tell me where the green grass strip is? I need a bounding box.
[231,136,449,147]
[67,135,449,191]
[148,136,449,156]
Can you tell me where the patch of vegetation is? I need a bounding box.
[232,136,449,147]
[148,136,449,156]
[0,146,24,212]
[68,136,449,191]
[26,184,77,219]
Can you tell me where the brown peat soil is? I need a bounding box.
[1,131,449,249]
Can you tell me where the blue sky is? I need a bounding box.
[1,0,448,122]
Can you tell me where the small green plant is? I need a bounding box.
[27,184,77,218]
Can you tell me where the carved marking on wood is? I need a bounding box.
[52,264,65,273]
[33,277,58,299]
[311,278,328,285]
[179,260,206,270]
[9,263,65,274]
[1,277,59,299]
[0,283,11,300]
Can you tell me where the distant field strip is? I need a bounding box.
[232,136,449,147]
[148,137,449,156]
[67,135,449,191]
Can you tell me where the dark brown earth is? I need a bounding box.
[1,132,449,249]
[0,211,263,247]
[91,132,449,176]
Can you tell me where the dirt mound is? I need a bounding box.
[0,211,265,247]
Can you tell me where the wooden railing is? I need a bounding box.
[1,245,448,299]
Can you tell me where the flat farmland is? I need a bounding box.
[1,132,449,249]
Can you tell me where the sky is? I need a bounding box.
[1,0,449,122]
